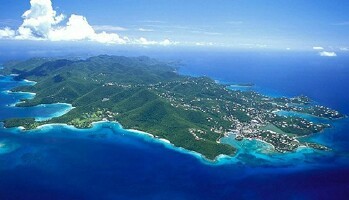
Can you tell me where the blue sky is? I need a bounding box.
[0,0,349,52]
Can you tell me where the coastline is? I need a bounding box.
[7,117,331,166]
[34,103,75,122]
[1,74,229,163]
[1,75,75,121]
[276,109,347,121]
[0,68,345,166]
[6,120,231,164]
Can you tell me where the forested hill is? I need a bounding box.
[3,55,342,160]
[2,55,236,160]
[5,55,178,83]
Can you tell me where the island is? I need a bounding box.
[0,55,345,160]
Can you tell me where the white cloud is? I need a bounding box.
[159,39,175,46]
[47,14,127,44]
[340,47,348,51]
[313,46,324,50]
[49,15,95,41]
[319,51,337,57]
[0,27,15,38]
[136,37,157,45]
[17,0,64,39]
[135,37,176,46]
[93,32,129,44]
[0,0,176,46]
[138,28,154,32]
[195,42,214,46]
[134,37,178,46]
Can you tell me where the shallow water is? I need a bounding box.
[0,76,74,122]
[1,53,349,199]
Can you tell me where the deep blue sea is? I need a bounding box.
[1,51,349,199]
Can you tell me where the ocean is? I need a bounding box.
[1,51,349,199]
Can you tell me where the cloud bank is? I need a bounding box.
[0,0,175,46]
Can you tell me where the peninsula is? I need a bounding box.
[1,55,344,160]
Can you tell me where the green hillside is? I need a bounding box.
[2,55,343,159]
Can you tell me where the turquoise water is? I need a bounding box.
[1,53,349,199]
[0,139,20,155]
[0,76,73,122]
[276,110,331,123]
[228,84,287,98]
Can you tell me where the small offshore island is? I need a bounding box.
[0,55,345,160]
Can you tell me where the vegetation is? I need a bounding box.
[1,55,344,159]
[4,118,41,130]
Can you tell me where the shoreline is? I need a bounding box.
[6,118,327,166]
[34,103,75,122]
[1,74,223,163]
[221,132,327,155]
[1,76,75,120]
[0,72,343,166]
[276,109,347,121]
[0,74,235,164]
[6,120,231,165]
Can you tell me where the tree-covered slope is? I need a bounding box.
[2,55,343,159]
[2,55,236,160]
